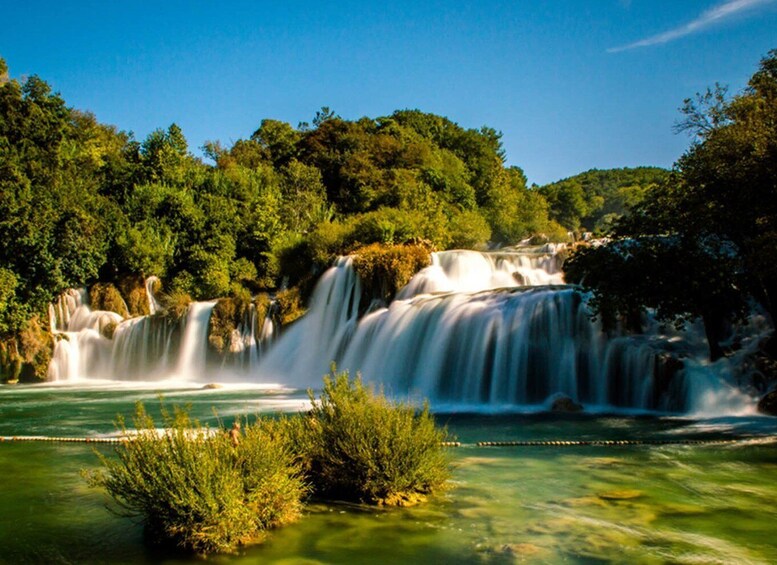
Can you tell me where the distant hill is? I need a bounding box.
[537,167,670,233]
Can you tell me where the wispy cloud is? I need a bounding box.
[608,0,775,53]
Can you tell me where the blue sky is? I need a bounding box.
[1,1,775,185]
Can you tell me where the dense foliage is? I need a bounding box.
[3,50,766,379]
[567,50,777,361]
[86,404,306,555]
[0,56,587,380]
[537,167,669,234]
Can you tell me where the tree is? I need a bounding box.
[567,49,777,360]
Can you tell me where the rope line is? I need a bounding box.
[0,436,128,444]
[1,436,770,447]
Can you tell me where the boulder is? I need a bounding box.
[757,390,777,416]
[551,395,583,413]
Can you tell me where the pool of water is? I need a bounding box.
[2,382,777,564]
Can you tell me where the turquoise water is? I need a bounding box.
[2,383,777,564]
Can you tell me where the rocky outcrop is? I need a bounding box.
[551,395,583,413]
[757,390,777,416]
[0,316,52,383]
[89,283,130,318]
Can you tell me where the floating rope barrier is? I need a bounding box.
[1,436,772,447]
[471,438,748,447]
[0,436,128,444]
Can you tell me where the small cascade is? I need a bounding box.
[110,314,180,380]
[175,302,217,380]
[47,287,278,382]
[145,276,163,315]
[48,289,123,382]
[225,303,277,373]
[397,247,564,299]
[258,257,361,383]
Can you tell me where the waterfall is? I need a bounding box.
[254,246,755,413]
[48,289,123,381]
[257,257,361,383]
[44,244,757,414]
[145,276,163,315]
[48,291,277,382]
[174,302,217,380]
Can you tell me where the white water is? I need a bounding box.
[145,276,162,315]
[174,302,216,380]
[48,286,275,382]
[255,246,757,413]
[46,245,759,414]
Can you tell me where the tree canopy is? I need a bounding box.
[0,55,576,342]
[537,167,670,234]
[566,49,777,360]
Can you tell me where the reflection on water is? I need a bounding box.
[1,384,777,564]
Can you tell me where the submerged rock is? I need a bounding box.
[597,489,643,501]
[500,543,546,558]
[551,395,584,413]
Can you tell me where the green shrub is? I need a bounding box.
[351,243,431,304]
[302,369,451,506]
[160,289,192,322]
[86,404,306,555]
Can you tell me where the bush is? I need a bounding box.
[275,287,306,326]
[160,289,192,322]
[86,404,306,555]
[301,369,451,506]
[351,243,431,304]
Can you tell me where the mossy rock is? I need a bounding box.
[208,296,252,354]
[351,243,431,306]
[275,288,306,326]
[1,316,53,383]
[550,395,583,413]
[253,293,273,323]
[116,275,151,317]
[101,321,118,340]
[89,283,129,318]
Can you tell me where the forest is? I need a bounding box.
[1,49,775,386]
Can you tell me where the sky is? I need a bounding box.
[1,0,775,185]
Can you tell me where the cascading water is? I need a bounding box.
[145,276,163,315]
[48,286,275,382]
[48,289,123,382]
[255,245,756,413]
[45,244,757,413]
[174,302,216,379]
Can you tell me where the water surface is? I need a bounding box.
[2,384,776,564]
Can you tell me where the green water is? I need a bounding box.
[2,383,777,564]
